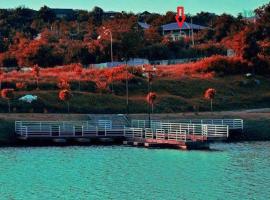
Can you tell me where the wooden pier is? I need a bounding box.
[14,117,243,150]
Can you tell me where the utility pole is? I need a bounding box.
[191,17,195,46]
[125,60,129,115]
[142,65,157,128]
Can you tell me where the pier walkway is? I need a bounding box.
[15,117,243,150]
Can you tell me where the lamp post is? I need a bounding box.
[142,65,157,127]
[98,27,114,93]
[122,58,129,115]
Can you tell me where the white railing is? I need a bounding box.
[15,121,122,138]
[131,119,243,131]
[130,121,229,139]
[175,119,243,130]
[15,120,228,141]
[124,127,143,139]
[156,129,166,140]
[145,128,154,139]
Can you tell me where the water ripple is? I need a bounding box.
[0,142,269,200]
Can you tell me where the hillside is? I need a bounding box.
[0,74,269,114]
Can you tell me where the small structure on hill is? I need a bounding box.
[161,22,207,41]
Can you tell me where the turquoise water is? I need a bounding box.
[0,142,269,200]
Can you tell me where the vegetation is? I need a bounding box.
[0,3,268,68]
[0,4,269,114]
[204,88,216,112]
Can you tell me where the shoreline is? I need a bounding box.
[0,109,269,145]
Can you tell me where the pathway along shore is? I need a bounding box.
[0,109,269,145]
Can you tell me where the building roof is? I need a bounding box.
[161,22,207,31]
[51,8,74,15]
[243,16,257,23]
[138,22,150,29]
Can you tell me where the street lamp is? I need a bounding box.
[121,58,129,115]
[142,65,157,127]
[98,27,114,93]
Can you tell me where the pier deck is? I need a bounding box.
[14,118,240,150]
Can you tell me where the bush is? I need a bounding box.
[69,81,96,92]
[205,57,250,75]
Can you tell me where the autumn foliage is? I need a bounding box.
[1,88,14,99]
[58,77,70,90]
[16,82,26,90]
[204,88,216,112]
[146,92,157,105]
[1,88,14,112]
[204,88,216,100]
[59,89,71,101]
[59,89,72,112]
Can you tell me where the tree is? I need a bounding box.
[242,30,260,73]
[146,92,157,113]
[0,69,3,90]
[121,30,144,60]
[212,14,244,42]
[191,12,217,27]
[57,77,70,90]
[91,6,104,26]
[59,89,72,113]
[37,6,56,23]
[1,88,14,112]
[16,82,26,90]
[204,88,216,112]
[32,64,40,90]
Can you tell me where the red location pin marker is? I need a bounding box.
[175,6,186,28]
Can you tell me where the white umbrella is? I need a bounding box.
[19,95,38,103]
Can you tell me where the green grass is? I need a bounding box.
[0,75,269,114]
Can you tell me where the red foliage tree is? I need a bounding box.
[0,69,4,90]
[32,64,40,90]
[16,82,26,90]
[204,88,216,112]
[146,92,157,113]
[1,88,14,112]
[58,77,70,90]
[59,89,72,113]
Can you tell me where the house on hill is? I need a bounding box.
[161,22,207,41]
[51,8,75,18]
[138,22,150,30]
[243,16,258,23]
[103,11,121,19]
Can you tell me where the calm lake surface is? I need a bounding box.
[0,142,269,200]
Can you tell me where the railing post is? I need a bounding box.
[82,125,84,137]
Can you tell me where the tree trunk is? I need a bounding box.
[36,78,39,90]
[152,104,154,114]
[67,101,70,113]
[8,99,10,113]
[210,99,213,112]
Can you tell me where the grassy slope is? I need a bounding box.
[1,75,269,144]
[0,75,269,114]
